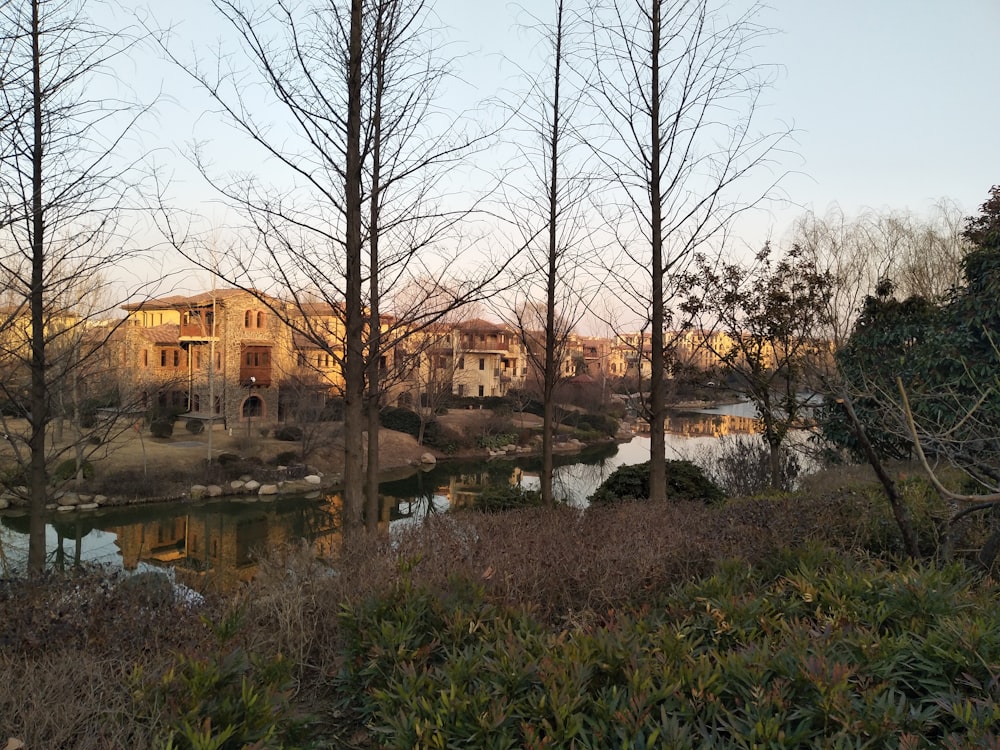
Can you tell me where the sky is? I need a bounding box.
[126,0,1000,287]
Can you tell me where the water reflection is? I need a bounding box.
[0,404,769,584]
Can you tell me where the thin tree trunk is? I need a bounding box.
[365,1,386,531]
[647,1,666,504]
[841,393,920,558]
[540,0,566,508]
[342,0,366,535]
[27,0,48,576]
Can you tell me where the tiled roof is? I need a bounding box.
[138,324,180,345]
[121,288,268,311]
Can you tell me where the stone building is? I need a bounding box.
[119,289,295,428]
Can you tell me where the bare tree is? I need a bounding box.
[494,0,605,506]
[584,0,788,502]
[154,0,516,533]
[0,0,154,574]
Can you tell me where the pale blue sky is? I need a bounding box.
[139,0,999,261]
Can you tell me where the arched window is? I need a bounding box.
[242,395,264,418]
[244,310,252,328]
[256,311,265,328]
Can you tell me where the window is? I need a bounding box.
[244,310,252,328]
[173,350,180,367]
[142,350,148,367]
[216,352,222,370]
[478,385,484,397]
[192,394,201,412]
[458,357,464,370]
[478,358,485,371]
[195,350,202,368]
[160,350,167,367]
[257,311,265,328]
[457,384,465,396]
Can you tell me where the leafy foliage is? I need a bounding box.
[150,419,175,439]
[588,460,725,505]
[336,550,1000,749]
[273,425,304,441]
[136,609,311,750]
[379,406,423,438]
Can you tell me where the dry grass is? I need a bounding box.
[0,464,944,748]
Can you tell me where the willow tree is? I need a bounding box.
[585,0,787,502]
[0,0,151,574]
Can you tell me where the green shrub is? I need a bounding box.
[185,419,205,435]
[135,609,311,749]
[336,551,1000,749]
[589,459,725,504]
[473,484,543,513]
[273,425,303,441]
[476,432,519,450]
[150,419,174,439]
[380,407,422,438]
[52,459,94,483]
[273,450,298,466]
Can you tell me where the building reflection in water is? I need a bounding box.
[2,409,760,587]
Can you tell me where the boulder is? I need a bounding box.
[93,495,108,505]
[304,474,322,485]
[57,493,80,507]
[56,504,75,513]
[230,480,246,492]
[419,453,436,466]
[0,497,8,510]
[78,503,99,511]
[206,485,224,498]
[190,485,207,500]
[244,480,261,492]
[259,484,279,496]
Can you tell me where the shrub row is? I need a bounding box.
[337,549,1000,748]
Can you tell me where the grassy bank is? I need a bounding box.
[2,471,996,747]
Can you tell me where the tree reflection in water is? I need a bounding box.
[0,405,805,585]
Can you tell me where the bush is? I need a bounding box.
[380,407,422,438]
[477,432,519,450]
[589,460,725,505]
[699,433,801,495]
[473,484,543,513]
[185,419,205,434]
[273,450,299,466]
[336,551,1000,749]
[274,425,303,441]
[149,419,174,438]
[135,609,311,749]
[52,459,94,483]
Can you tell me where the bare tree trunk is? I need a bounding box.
[364,0,386,530]
[646,1,666,504]
[27,0,48,576]
[342,0,365,535]
[841,392,920,559]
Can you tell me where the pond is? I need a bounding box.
[0,403,769,583]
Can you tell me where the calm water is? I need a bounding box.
[0,405,762,582]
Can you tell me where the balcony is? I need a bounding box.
[179,322,220,341]
[240,367,272,387]
[240,345,272,386]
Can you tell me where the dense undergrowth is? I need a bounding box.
[2,471,998,747]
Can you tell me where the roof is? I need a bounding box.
[121,288,267,312]
[455,318,509,333]
[138,324,180,345]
